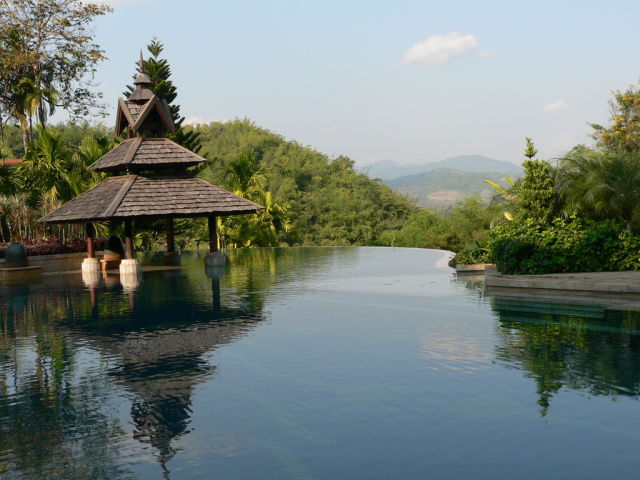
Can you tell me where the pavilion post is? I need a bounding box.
[205,215,225,267]
[86,223,95,259]
[166,218,175,253]
[124,220,134,260]
[163,218,180,266]
[81,222,100,283]
[208,215,218,252]
[120,218,142,286]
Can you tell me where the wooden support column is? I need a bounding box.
[124,220,134,259]
[208,216,218,252]
[166,218,175,253]
[85,223,95,259]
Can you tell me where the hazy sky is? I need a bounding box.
[85,0,640,166]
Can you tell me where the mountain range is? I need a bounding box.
[361,155,522,209]
[361,155,522,180]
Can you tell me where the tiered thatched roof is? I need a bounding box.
[40,57,263,225]
[41,175,262,224]
[89,137,206,172]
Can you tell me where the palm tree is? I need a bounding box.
[557,148,640,234]
[222,149,265,196]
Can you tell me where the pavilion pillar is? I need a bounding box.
[120,219,142,284]
[163,218,180,266]
[81,222,100,282]
[124,220,134,259]
[208,215,218,252]
[86,223,96,258]
[166,218,175,253]
[205,215,225,267]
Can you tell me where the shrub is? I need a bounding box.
[488,217,640,274]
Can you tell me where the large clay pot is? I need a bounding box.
[5,242,28,268]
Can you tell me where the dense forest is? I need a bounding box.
[0,117,497,253]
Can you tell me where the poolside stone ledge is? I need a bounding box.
[485,265,640,294]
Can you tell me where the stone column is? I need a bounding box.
[81,222,100,282]
[120,218,142,281]
[205,215,225,267]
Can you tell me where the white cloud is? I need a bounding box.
[543,99,570,112]
[183,116,210,126]
[403,32,479,67]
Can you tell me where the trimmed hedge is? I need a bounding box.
[488,217,640,274]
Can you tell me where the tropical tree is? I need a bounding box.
[557,148,640,234]
[218,149,290,247]
[0,0,111,154]
[591,80,640,152]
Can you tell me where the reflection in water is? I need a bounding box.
[0,247,340,479]
[0,265,264,479]
[3,247,640,479]
[491,297,640,416]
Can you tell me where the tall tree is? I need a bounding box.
[0,0,111,154]
[517,139,559,224]
[125,39,201,153]
[591,80,640,152]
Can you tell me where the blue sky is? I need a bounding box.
[87,0,640,166]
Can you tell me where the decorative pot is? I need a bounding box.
[5,242,28,268]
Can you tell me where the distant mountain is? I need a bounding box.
[363,155,521,180]
[384,168,518,209]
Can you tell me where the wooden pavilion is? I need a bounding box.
[40,63,263,278]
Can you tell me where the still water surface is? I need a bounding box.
[1,247,640,479]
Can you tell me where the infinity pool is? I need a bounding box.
[1,247,640,479]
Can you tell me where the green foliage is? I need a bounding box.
[195,119,415,246]
[591,80,640,151]
[557,147,640,234]
[524,137,537,159]
[452,242,490,265]
[0,0,112,154]
[488,217,640,274]
[385,196,500,253]
[518,159,559,223]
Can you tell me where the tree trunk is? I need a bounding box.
[20,119,30,156]
[627,222,633,236]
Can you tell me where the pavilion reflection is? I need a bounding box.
[0,265,266,479]
[490,296,640,416]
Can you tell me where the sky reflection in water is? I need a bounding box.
[1,247,640,479]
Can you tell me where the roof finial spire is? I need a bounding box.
[139,50,145,74]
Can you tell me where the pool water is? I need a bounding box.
[1,247,640,479]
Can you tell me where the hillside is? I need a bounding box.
[385,168,516,209]
[364,155,521,180]
[190,120,416,246]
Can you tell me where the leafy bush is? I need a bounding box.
[450,242,491,266]
[488,217,640,274]
[0,238,106,258]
